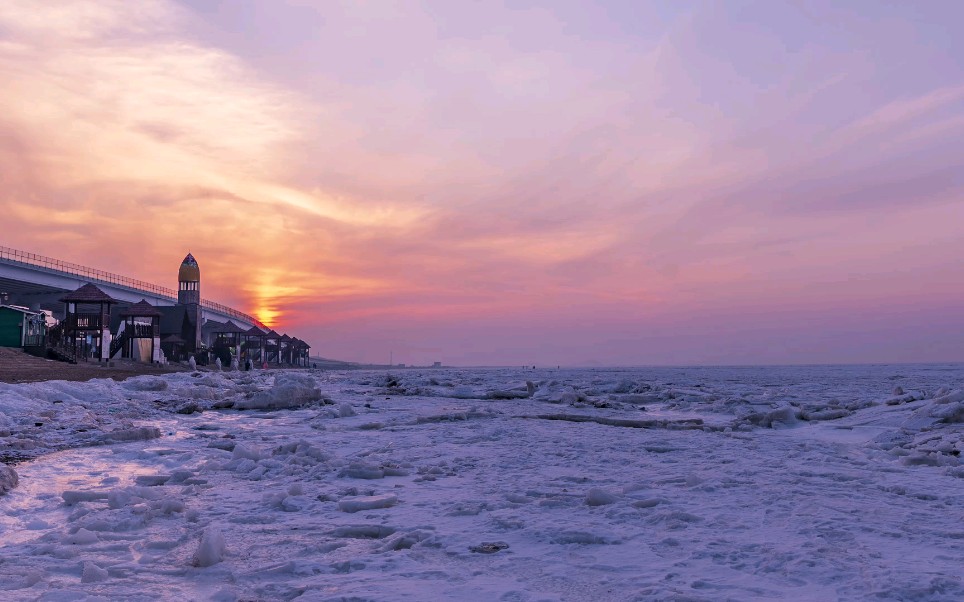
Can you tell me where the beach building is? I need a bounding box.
[0,304,47,348]
[47,253,311,366]
[59,283,118,362]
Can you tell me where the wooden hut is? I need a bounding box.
[265,329,281,364]
[212,320,245,367]
[279,333,292,364]
[115,300,161,362]
[241,325,266,366]
[59,283,118,362]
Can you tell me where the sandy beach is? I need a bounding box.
[0,348,187,385]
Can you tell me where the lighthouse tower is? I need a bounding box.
[178,253,200,305]
[177,253,203,351]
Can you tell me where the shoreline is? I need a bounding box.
[0,347,188,385]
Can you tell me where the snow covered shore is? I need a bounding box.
[1,365,962,601]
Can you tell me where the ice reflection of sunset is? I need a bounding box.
[3,1,964,366]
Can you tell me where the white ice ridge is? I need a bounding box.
[0,365,961,600]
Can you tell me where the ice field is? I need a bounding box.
[0,364,962,601]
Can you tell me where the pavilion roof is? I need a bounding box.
[59,283,118,304]
[215,320,246,334]
[279,333,292,342]
[161,334,186,344]
[266,329,281,338]
[244,325,266,337]
[119,299,161,317]
[201,319,225,334]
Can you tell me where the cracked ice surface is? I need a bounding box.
[1,365,962,601]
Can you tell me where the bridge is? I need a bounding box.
[0,245,265,330]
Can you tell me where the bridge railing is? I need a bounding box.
[0,245,267,329]
[1,245,178,298]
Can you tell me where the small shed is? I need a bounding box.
[0,305,47,348]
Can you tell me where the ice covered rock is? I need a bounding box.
[189,356,197,370]
[192,527,226,567]
[0,464,18,495]
[338,403,356,417]
[215,358,222,371]
[586,488,618,506]
[338,493,398,513]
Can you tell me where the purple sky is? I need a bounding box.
[1,1,963,365]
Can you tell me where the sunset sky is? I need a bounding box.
[2,1,963,366]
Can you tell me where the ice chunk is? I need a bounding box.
[747,406,800,428]
[81,561,109,583]
[0,464,18,495]
[232,444,263,461]
[122,376,169,391]
[134,474,171,486]
[235,373,325,410]
[192,527,226,567]
[62,491,109,505]
[341,462,384,480]
[98,426,162,443]
[63,528,99,545]
[338,494,398,513]
[586,488,618,506]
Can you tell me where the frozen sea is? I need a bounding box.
[0,364,962,601]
